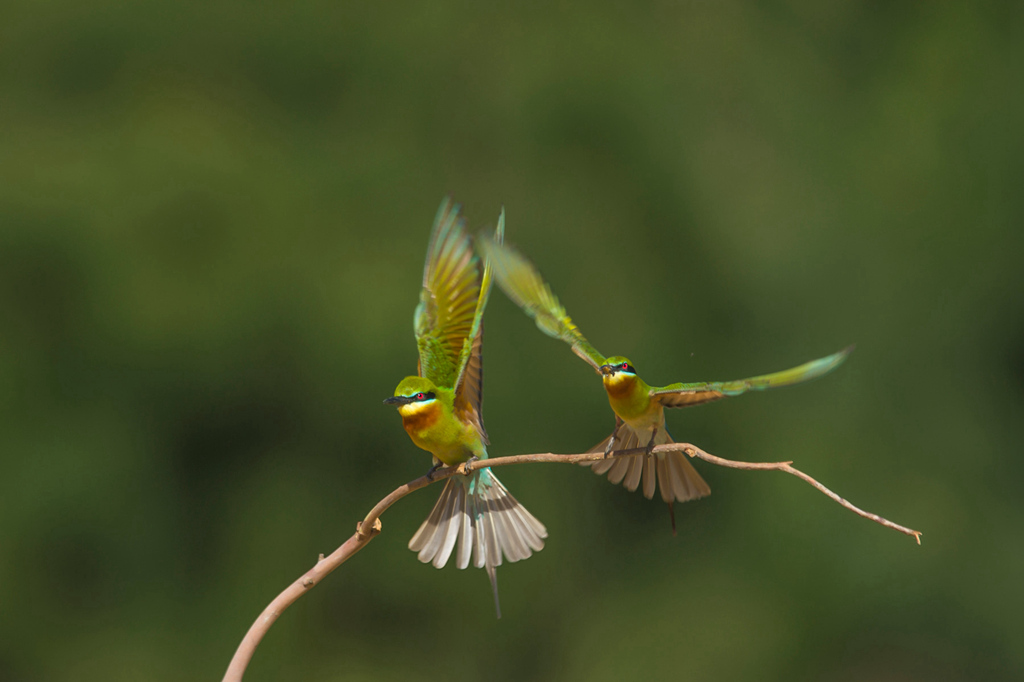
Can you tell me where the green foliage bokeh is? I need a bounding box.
[1,2,1022,680]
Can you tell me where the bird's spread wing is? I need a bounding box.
[415,198,481,390]
[651,346,854,409]
[477,237,606,372]
[451,209,506,444]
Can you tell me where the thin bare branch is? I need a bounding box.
[668,443,923,544]
[223,442,920,681]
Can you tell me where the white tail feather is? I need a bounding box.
[408,471,547,617]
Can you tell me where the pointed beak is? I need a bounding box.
[383,396,413,406]
[599,365,614,376]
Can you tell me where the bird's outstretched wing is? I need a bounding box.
[451,209,506,444]
[477,237,606,372]
[651,346,854,408]
[415,198,481,390]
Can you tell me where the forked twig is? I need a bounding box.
[222,443,920,681]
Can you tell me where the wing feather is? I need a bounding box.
[477,236,606,372]
[415,198,482,389]
[450,209,506,443]
[651,346,854,409]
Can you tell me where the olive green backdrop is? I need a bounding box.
[2,2,1022,680]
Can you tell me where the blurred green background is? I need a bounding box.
[2,1,1022,680]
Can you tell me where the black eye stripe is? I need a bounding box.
[408,391,436,401]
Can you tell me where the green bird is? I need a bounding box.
[384,199,547,618]
[478,234,852,529]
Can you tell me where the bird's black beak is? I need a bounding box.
[599,365,614,376]
[383,396,413,406]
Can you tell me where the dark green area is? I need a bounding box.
[2,2,1022,680]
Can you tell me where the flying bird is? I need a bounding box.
[385,199,546,617]
[478,233,852,531]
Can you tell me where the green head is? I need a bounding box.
[384,376,439,407]
[600,356,637,378]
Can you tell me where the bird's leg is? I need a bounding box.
[603,433,617,458]
[604,417,625,458]
[426,458,444,480]
[645,426,658,456]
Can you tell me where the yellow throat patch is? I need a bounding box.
[603,372,636,399]
[399,400,441,434]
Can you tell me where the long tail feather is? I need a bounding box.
[408,471,547,618]
[486,564,501,619]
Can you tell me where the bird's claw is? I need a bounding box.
[425,462,443,481]
[603,438,616,459]
[458,455,480,476]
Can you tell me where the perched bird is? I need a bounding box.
[384,199,547,617]
[478,234,852,531]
